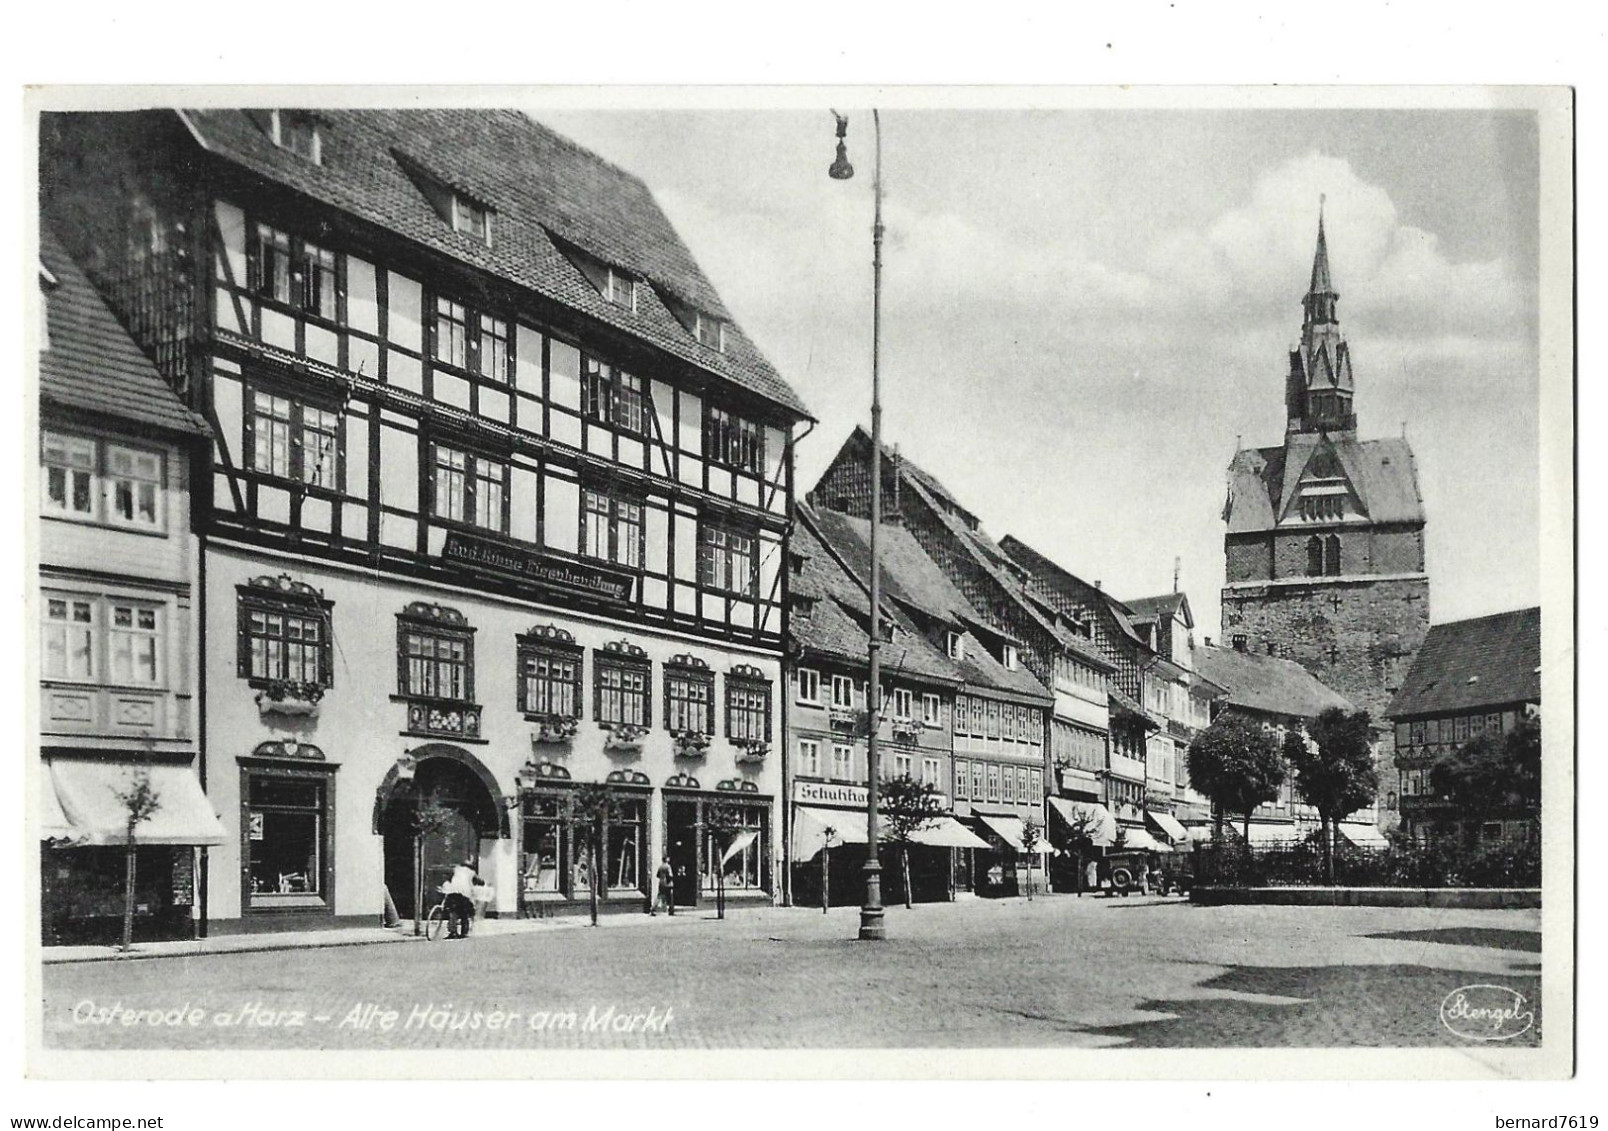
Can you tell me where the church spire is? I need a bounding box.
[1287,198,1357,434]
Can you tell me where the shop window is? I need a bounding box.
[237,577,332,695]
[516,626,583,721]
[704,406,764,474]
[796,667,821,705]
[521,793,567,897]
[699,522,757,596]
[244,769,332,910]
[430,443,507,533]
[581,485,644,569]
[582,357,647,434]
[703,803,768,894]
[595,644,651,730]
[665,657,716,736]
[606,795,648,894]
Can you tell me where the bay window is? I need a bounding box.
[595,646,651,730]
[517,627,583,721]
[237,576,332,693]
[665,659,715,736]
[726,668,772,745]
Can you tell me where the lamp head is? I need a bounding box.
[828,110,854,180]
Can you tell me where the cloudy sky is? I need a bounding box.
[538,105,1542,639]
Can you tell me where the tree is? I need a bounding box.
[409,795,456,936]
[1050,803,1109,896]
[112,769,162,954]
[702,801,747,920]
[1289,708,1379,884]
[1187,712,1286,845]
[879,774,946,908]
[1020,817,1042,901]
[571,784,619,927]
[1430,715,1541,845]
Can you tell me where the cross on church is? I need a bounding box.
[1330,593,1343,612]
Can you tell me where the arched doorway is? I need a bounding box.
[378,749,505,919]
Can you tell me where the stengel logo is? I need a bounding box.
[1439,984,1535,1041]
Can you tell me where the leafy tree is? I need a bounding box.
[409,795,456,936]
[112,769,161,954]
[1020,817,1042,901]
[1289,708,1379,884]
[1430,715,1541,846]
[879,774,945,908]
[702,800,747,920]
[571,784,620,926]
[1187,711,1286,845]
[1050,803,1110,896]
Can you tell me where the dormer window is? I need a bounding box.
[1003,644,1019,671]
[268,111,322,164]
[695,312,726,352]
[946,632,965,661]
[604,268,636,311]
[451,195,491,244]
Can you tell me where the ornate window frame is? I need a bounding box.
[236,575,333,703]
[516,624,584,735]
[395,601,481,741]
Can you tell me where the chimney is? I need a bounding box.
[1094,580,1102,591]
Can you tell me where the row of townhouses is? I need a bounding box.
[34,108,1538,943]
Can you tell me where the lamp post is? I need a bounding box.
[829,109,887,941]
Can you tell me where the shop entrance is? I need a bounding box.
[664,799,700,907]
[381,754,499,919]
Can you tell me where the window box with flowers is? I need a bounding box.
[891,718,922,744]
[664,654,715,758]
[595,640,651,754]
[518,625,584,745]
[726,664,773,763]
[237,575,334,719]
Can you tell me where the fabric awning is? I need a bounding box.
[792,806,868,859]
[1338,822,1390,848]
[1147,810,1190,845]
[975,813,1030,853]
[39,775,85,845]
[1244,823,1300,846]
[49,759,226,847]
[1120,826,1169,853]
[1047,797,1118,847]
[909,816,991,850]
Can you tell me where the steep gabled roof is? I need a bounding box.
[175,109,809,418]
[1226,434,1423,535]
[1386,607,1542,718]
[1195,644,1355,721]
[999,534,1151,652]
[38,224,207,436]
[806,508,1052,703]
[1124,592,1192,628]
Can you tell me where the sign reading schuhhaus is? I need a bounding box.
[441,531,635,603]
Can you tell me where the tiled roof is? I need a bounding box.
[1195,644,1355,721]
[804,507,1051,703]
[847,425,975,523]
[1124,593,1189,624]
[38,225,207,436]
[1225,433,1423,534]
[1386,607,1541,718]
[999,534,1151,652]
[791,515,960,686]
[177,109,809,418]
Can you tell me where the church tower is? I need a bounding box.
[1221,207,1431,740]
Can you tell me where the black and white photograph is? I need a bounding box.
[18,72,1575,1099]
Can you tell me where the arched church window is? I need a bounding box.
[1323,535,1341,576]
[1306,535,1324,577]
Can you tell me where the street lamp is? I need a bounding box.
[829,108,887,942]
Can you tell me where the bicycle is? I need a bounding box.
[423,893,450,941]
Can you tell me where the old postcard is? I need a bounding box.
[22,83,1573,1084]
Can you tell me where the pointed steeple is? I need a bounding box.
[1308,195,1334,296]
[1288,198,1357,435]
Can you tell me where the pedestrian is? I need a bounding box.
[653,854,676,916]
[441,860,479,939]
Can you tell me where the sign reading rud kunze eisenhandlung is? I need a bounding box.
[441,531,635,603]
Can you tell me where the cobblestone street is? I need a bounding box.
[41,896,1542,1050]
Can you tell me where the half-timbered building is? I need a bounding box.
[41,109,810,929]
